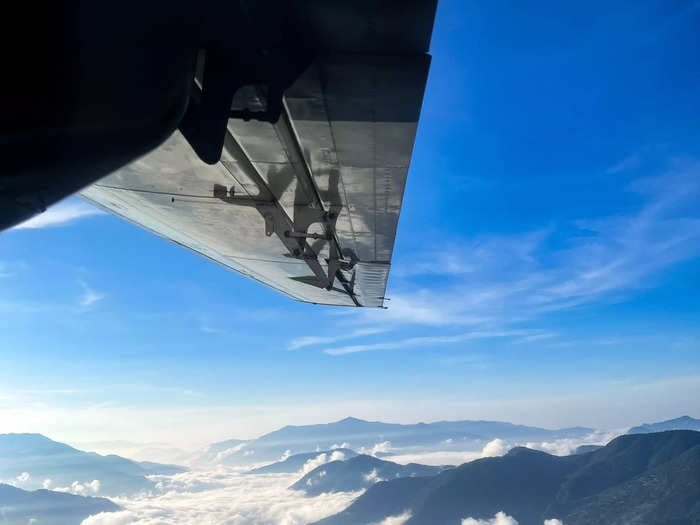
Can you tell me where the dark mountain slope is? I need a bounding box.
[314,448,584,525]
[408,448,582,525]
[552,430,700,510]
[291,454,450,496]
[573,444,603,454]
[563,444,700,525]
[315,430,700,525]
[318,476,432,524]
[0,483,120,525]
[0,433,186,496]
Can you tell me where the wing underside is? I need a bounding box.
[81,6,434,307]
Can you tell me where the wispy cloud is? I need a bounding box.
[324,330,552,356]
[198,316,225,334]
[361,164,700,330]
[288,328,390,350]
[79,280,105,308]
[605,154,640,174]
[12,199,103,230]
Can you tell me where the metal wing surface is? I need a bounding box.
[81,2,435,307]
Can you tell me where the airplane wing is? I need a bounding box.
[80,1,436,307]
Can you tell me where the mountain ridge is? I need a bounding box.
[0,482,120,525]
[0,433,187,496]
[628,415,700,434]
[314,430,700,525]
[200,417,595,466]
[291,454,452,496]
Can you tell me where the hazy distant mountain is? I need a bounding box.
[315,430,700,525]
[291,454,452,496]
[572,444,603,454]
[201,417,594,466]
[192,438,250,465]
[628,415,700,434]
[0,433,186,496]
[249,449,357,474]
[0,483,119,525]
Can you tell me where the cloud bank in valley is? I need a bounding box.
[301,450,347,474]
[380,430,620,467]
[372,510,413,525]
[462,513,563,525]
[462,513,519,525]
[81,468,360,525]
[56,479,101,496]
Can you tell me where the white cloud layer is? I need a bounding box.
[480,439,509,458]
[81,468,360,525]
[215,442,247,462]
[524,429,620,456]
[82,511,136,525]
[358,441,392,457]
[301,450,346,474]
[1,374,696,449]
[385,431,621,467]
[462,511,519,525]
[363,468,384,484]
[56,479,101,496]
[12,199,103,229]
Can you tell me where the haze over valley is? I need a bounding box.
[2,415,699,524]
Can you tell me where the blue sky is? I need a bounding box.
[1,0,699,447]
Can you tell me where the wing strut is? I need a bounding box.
[214,125,360,305]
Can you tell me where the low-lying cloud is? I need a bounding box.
[301,450,346,474]
[480,438,508,458]
[462,512,519,525]
[359,441,392,456]
[383,432,620,467]
[363,468,384,484]
[81,468,360,525]
[462,513,562,525]
[372,510,413,525]
[524,429,621,456]
[82,511,136,525]
[56,479,101,496]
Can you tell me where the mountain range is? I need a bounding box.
[0,483,119,525]
[0,433,186,496]
[248,448,358,474]
[628,415,700,434]
[291,454,452,496]
[197,417,594,466]
[314,430,700,525]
